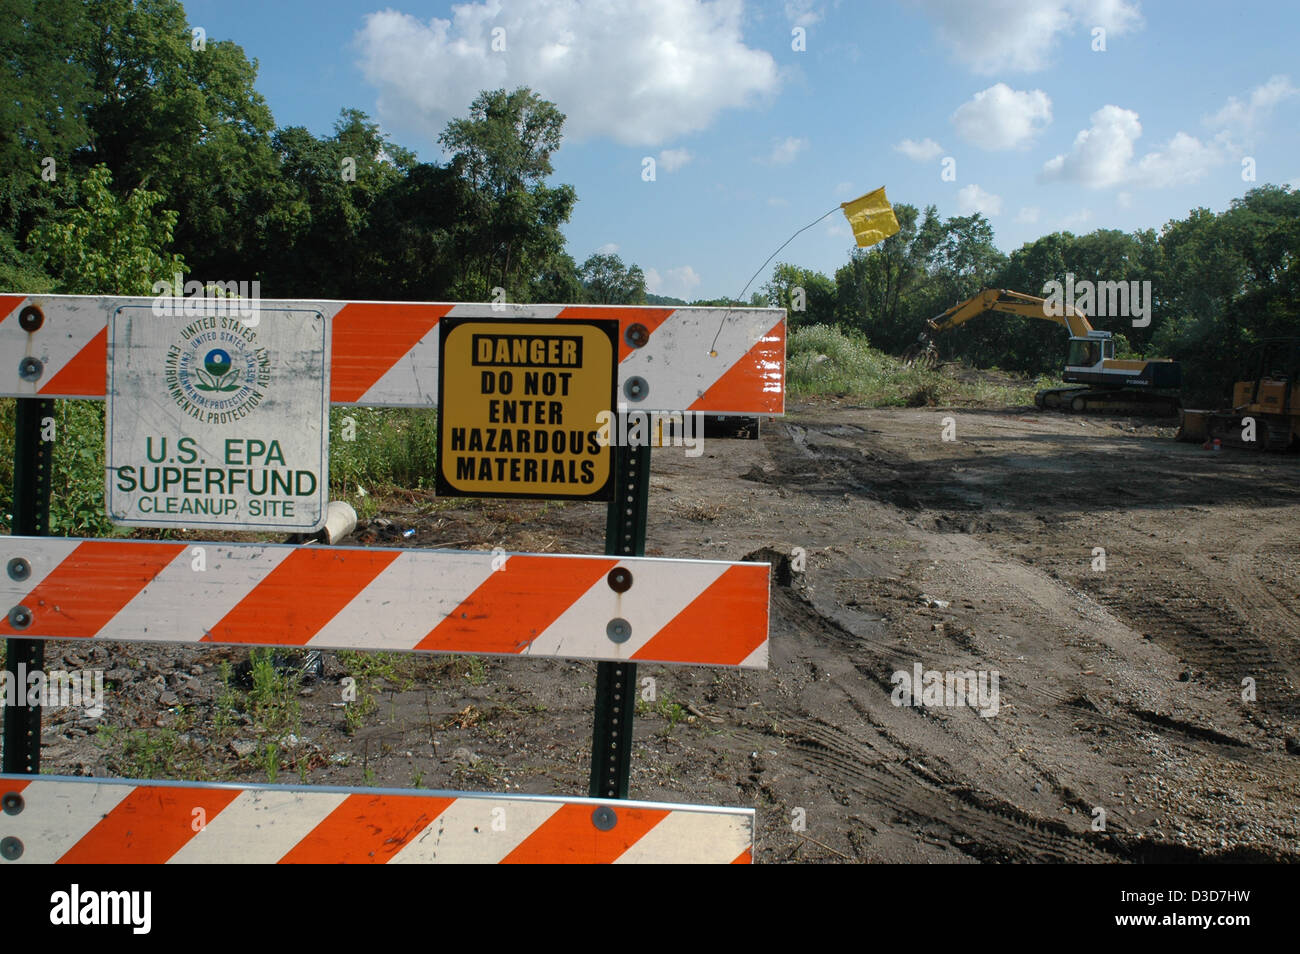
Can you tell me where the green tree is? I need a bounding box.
[29,163,186,294]
[579,253,647,304]
[76,0,279,277]
[532,250,584,304]
[0,0,93,237]
[261,110,417,298]
[835,203,946,350]
[439,88,577,301]
[763,262,835,328]
[984,233,1075,372]
[1153,185,1300,400]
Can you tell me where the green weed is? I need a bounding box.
[247,648,301,736]
[329,407,439,496]
[262,741,279,783]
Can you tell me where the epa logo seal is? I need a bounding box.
[165,316,272,424]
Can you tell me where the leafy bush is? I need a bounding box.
[0,398,123,537]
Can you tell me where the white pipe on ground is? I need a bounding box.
[318,500,358,545]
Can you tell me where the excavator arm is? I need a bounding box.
[926,289,1095,338]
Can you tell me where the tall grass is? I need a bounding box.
[327,407,438,492]
[788,324,1054,407]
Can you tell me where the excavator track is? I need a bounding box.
[1263,417,1296,451]
[1034,386,1180,417]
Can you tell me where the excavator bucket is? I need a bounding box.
[903,340,939,370]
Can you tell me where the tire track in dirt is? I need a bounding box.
[1081,552,1300,723]
[753,572,1127,862]
[755,406,1300,860]
[781,716,1120,863]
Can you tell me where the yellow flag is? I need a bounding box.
[841,187,900,247]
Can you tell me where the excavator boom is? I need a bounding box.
[927,289,1095,338]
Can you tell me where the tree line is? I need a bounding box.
[765,191,1300,403]
[4,0,1296,403]
[1,0,651,307]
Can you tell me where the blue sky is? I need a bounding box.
[186,0,1300,301]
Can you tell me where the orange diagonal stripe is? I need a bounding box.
[631,564,768,665]
[278,793,455,864]
[330,302,452,402]
[556,306,675,363]
[416,555,617,653]
[0,296,26,324]
[0,541,185,639]
[41,326,108,397]
[58,785,240,863]
[732,847,753,864]
[689,318,785,414]
[204,548,400,645]
[502,803,670,863]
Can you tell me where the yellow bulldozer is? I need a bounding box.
[1177,337,1300,451]
[905,288,1182,415]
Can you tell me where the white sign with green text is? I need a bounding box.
[106,305,330,532]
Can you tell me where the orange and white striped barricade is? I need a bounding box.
[0,776,754,864]
[0,537,770,669]
[0,291,783,862]
[0,295,785,414]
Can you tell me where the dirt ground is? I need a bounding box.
[30,393,1300,863]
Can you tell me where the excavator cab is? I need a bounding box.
[1065,335,1109,371]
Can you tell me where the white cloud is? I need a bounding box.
[1040,104,1141,187]
[1116,192,1132,208]
[764,136,808,165]
[355,1,780,147]
[659,148,693,172]
[785,0,822,27]
[1205,75,1299,136]
[1041,104,1231,189]
[1015,206,1039,224]
[894,137,945,161]
[645,265,702,299]
[1133,131,1221,187]
[910,0,1142,73]
[596,242,620,254]
[951,84,1052,149]
[833,180,856,197]
[956,183,1002,216]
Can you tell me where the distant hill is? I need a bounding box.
[645,293,688,306]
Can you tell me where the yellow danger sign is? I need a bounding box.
[436,318,617,499]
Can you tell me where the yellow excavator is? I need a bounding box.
[905,288,1182,415]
